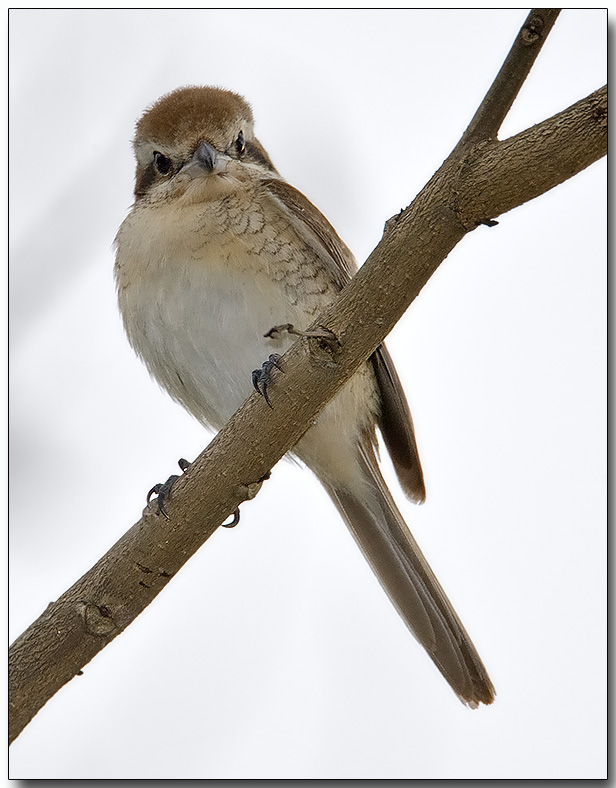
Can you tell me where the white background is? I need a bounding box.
[9,8,606,780]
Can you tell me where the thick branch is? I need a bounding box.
[9,13,606,744]
[454,85,607,227]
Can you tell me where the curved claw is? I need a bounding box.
[146,459,191,520]
[147,483,163,505]
[147,475,179,519]
[221,508,241,528]
[252,353,282,408]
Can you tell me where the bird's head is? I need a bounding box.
[132,86,277,203]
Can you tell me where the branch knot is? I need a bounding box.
[521,14,545,46]
[78,602,118,637]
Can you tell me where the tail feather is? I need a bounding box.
[321,444,495,708]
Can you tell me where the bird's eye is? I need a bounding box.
[236,130,245,156]
[153,151,172,175]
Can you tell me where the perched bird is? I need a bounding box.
[114,86,495,707]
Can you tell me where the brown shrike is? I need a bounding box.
[114,86,495,707]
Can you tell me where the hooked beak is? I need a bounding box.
[184,140,228,177]
[193,140,217,171]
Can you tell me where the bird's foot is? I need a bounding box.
[147,458,191,520]
[252,353,283,407]
[224,470,271,527]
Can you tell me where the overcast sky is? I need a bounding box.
[9,8,606,780]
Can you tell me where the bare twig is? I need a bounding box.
[457,8,560,148]
[9,10,606,744]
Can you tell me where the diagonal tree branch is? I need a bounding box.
[456,8,560,149]
[9,9,606,744]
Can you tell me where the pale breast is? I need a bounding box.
[115,189,339,428]
[114,185,380,485]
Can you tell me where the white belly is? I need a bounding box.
[115,200,379,488]
[119,258,306,430]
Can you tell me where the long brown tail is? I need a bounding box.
[320,444,495,708]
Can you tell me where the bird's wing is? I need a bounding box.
[262,177,425,501]
[263,179,493,707]
[262,177,356,288]
[370,345,426,503]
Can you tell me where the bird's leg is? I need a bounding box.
[264,322,338,346]
[264,323,340,366]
